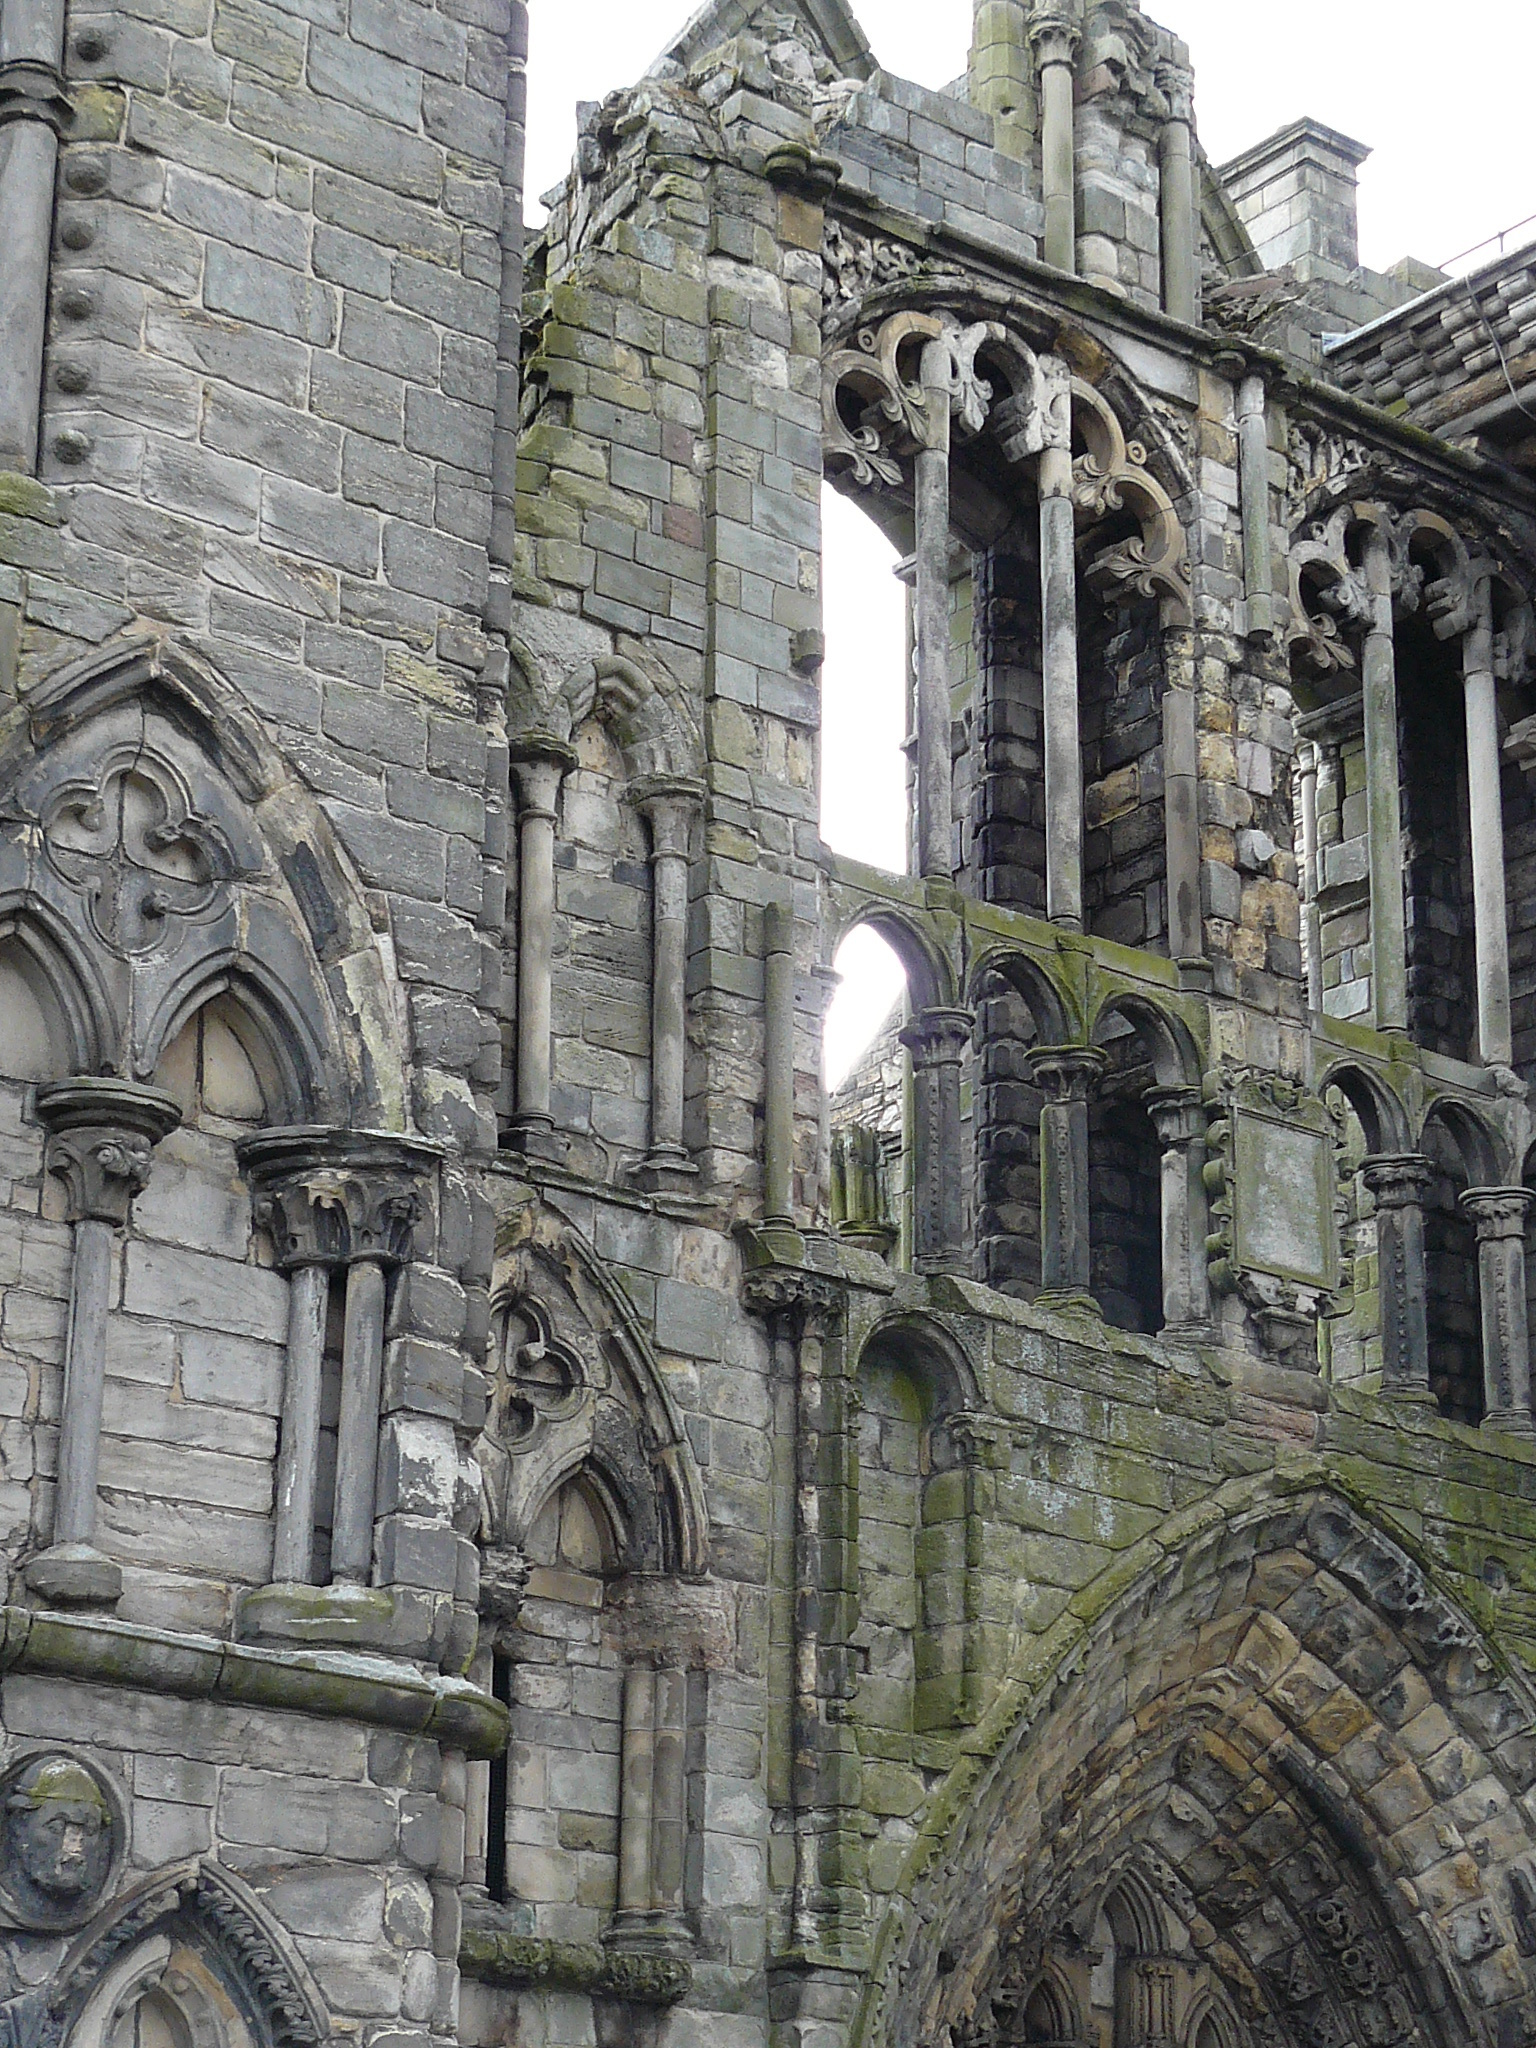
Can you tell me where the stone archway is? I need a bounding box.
[857,1484,1536,2048]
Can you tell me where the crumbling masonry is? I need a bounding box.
[6,1,1536,2045]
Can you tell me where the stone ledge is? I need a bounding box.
[0,1605,508,1758]
[458,1928,692,2005]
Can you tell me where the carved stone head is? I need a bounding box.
[0,1753,121,1929]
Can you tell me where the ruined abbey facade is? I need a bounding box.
[6,0,1536,2043]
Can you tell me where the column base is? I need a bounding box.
[628,1149,698,1194]
[235,1579,445,1661]
[1034,1289,1101,1316]
[501,1115,568,1163]
[605,1909,693,1956]
[835,1221,898,1259]
[1484,1408,1536,1439]
[1381,1382,1439,1408]
[24,1541,122,1609]
[1160,1319,1217,1344]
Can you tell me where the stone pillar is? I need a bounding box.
[1161,631,1202,968]
[1236,373,1274,641]
[507,737,576,1157]
[763,899,796,1225]
[617,1661,657,1920]
[1361,1155,1434,1401]
[915,338,955,880]
[1361,525,1408,1030]
[1144,1085,1210,1331]
[331,1256,388,1584]
[1157,61,1198,325]
[1460,1187,1535,1436]
[1462,576,1514,1068]
[0,0,70,472]
[25,1078,181,1607]
[1039,436,1082,929]
[612,1653,689,1946]
[969,0,1034,160]
[899,1007,973,1275]
[1026,1047,1105,1303]
[631,774,705,1190]
[1030,11,1080,275]
[1297,739,1323,1011]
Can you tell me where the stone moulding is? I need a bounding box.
[0,1606,509,1758]
[458,1929,692,2005]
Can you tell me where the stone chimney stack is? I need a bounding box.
[1217,116,1371,281]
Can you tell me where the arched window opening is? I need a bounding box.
[0,938,70,1085]
[972,523,1046,914]
[1088,1017,1163,1334]
[973,964,1043,1298]
[1020,1976,1075,2046]
[104,1985,194,2048]
[154,995,269,1129]
[1420,1113,1483,1424]
[827,925,909,1257]
[821,484,910,877]
[1396,609,1476,1061]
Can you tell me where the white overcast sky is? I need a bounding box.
[525,1,1536,1085]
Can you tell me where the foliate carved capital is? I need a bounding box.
[1028,11,1081,68]
[1459,1186,1534,1241]
[741,1267,840,1337]
[899,1006,974,1069]
[1143,1085,1204,1150]
[34,1078,182,1225]
[1360,1153,1436,1211]
[238,1127,442,1268]
[629,774,705,859]
[1154,58,1194,125]
[1025,1046,1108,1104]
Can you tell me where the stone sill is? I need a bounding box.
[0,1604,508,1758]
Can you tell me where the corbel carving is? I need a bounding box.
[35,1079,181,1226]
[240,1129,439,1267]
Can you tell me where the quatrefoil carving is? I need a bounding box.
[488,1297,587,1447]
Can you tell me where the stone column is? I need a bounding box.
[1297,739,1323,1011]
[915,337,956,880]
[969,0,1034,160]
[507,737,576,1157]
[26,1078,181,1607]
[617,1661,657,1922]
[1039,434,1083,929]
[1144,1085,1210,1331]
[1361,525,1408,1030]
[631,774,704,1190]
[1236,373,1274,641]
[272,1262,330,1584]
[1460,1187,1535,1436]
[1161,632,1202,968]
[763,899,796,1225]
[612,1653,689,1945]
[1461,576,1514,1067]
[1026,1047,1105,1303]
[1157,61,1197,325]
[899,1007,974,1275]
[0,0,70,472]
[1030,11,1080,275]
[1361,1155,1434,1401]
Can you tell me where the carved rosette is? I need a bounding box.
[238,1127,442,1268]
[34,1078,182,1226]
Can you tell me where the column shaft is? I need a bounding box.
[763,900,795,1224]
[54,1217,113,1546]
[900,1009,972,1274]
[1034,27,1077,273]
[331,1257,388,1583]
[0,0,68,472]
[915,338,954,880]
[1461,1189,1534,1435]
[651,847,689,1149]
[1298,741,1323,1011]
[1237,375,1274,640]
[649,1663,688,1921]
[1362,529,1407,1029]
[1145,1088,1209,1330]
[1040,447,1082,929]
[1362,1156,1433,1399]
[1463,581,1514,1066]
[618,1662,657,1916]
[1162,645,1201,964]
[271,1263,330,1584]
[1029,1049,1103,1298]
[508,743,573,1151]
[1158,100,1196,323]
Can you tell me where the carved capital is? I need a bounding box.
[1360,1153,1436,1212]
[629,773,705,859]
[1025,1045,1107,1104]
[1154,58,1193,125]
[34,1078,182,1225]
[947,1414,1018,1470]
[508,735,577,819]
[1143,1084,1204,1150]
[1460,1186,1534,1242]
[899,1006,974,1069]
[741,1267,840,1337]
[477,1545,530,1630]
[239,1127,441,1267]
[1028,11,1081,68]
[0,57,71,133]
